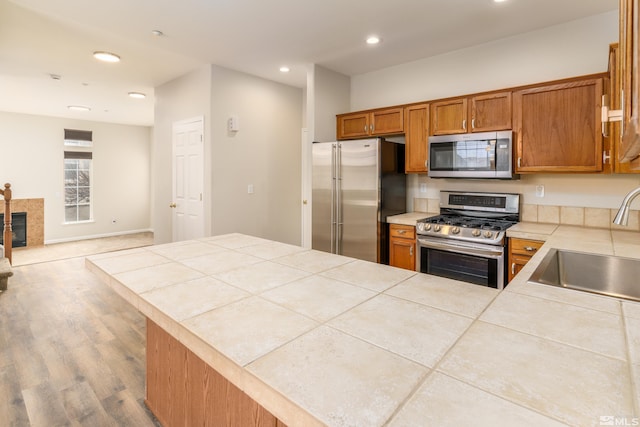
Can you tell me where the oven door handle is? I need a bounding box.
[418,238,504,259]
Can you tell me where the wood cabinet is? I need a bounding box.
[431,98,467,135]
[146,318,287,427]
[513,77,604,173]
[619,0,640,169]
[389,224,416,271]
[337,107,404,140]
[470,92,512,132]
[404,103,429,173]
[430,92,512,135]
[605,43,640,174]
[507,238,544,283]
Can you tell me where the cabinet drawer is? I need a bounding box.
[510,238,543,257]
[389,224,415,239]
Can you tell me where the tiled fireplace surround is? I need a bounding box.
[413,198,640,231]
[9,198,44,247]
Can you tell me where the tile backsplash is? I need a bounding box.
[413,198,640,232]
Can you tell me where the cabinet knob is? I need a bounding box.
[471,118,476,129]
[410,246,413,256]
[398,229,406,234]
[169,202,177,208]
[524,246,536,252]
[511,262,516,274]
[462,119,466,129]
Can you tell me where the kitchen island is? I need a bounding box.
[86,230,640,426]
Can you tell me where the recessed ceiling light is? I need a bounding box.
[93,51,121,63]
[493,0,508,2]
[128,92,146,99]
[50,74,61,80]
[68,105,91,112]
[151,30,164,37]
[279,66,290,73]
[366,36,381,45]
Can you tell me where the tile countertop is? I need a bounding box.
[86,230,640,427]
[386,211,431,226]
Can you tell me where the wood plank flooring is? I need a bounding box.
[0,256,160,426]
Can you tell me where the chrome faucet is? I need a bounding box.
[614,187,640,226]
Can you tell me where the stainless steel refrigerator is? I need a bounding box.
[312,138,406,264]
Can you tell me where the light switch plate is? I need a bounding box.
[419,183,427,193]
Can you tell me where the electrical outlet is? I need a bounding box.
[419,183,428,193]
[535,185,545,198]
[247,184,254,194]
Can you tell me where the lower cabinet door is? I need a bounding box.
[389,238,415,271]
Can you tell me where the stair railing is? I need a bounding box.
[0,183,12,263]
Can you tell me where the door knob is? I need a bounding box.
[169,202,177,208]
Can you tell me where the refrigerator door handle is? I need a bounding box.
[331,143,337,254]
[336,143,343,255]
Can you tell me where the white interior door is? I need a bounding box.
[172,117,204,242]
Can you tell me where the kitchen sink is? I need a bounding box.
[528,249,640,302]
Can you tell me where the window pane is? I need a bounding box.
[65,206,78,222]
[78,170,90,186]
[78,188,90,203]
[64,159,78,170]
[78,205,91,221]
[79,159,91,169]
[65,188,78,204]
[64,170,77,184]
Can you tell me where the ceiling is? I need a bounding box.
[0,0,618,127]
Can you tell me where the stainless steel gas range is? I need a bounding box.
[416,191,520,289]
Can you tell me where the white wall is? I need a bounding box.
[350,10,640,211]
[352,11,618,110]
[0,111,151,242]
[311,65,350,143]
[153,65,212,244]
[210,65,303,245]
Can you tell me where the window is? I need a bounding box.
[64,129,93,147]
[64,151,92,222]
[64,129,93,223]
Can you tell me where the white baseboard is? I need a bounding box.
[44,228,154,245]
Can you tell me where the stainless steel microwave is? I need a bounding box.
[427,131,517,179]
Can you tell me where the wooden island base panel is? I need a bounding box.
[146,319,287,427]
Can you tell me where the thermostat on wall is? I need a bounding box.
[227,116,239,132]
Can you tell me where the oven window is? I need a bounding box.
[422,248,498,287]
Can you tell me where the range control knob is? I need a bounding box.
[451,226,460,234]
[483,231,494,239]
[472,229,481,237]
[417,223,424,232]
[424,224,432,231]
[434,225,442,232]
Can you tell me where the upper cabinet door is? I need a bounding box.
[404,104,429,173]
[513,78,604,173]
[336,108,404,140]
[469,92,512,132]
[371,107,404,135]
[430,98,467,135]
[619,0,640,168]
[337,113,370,139]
